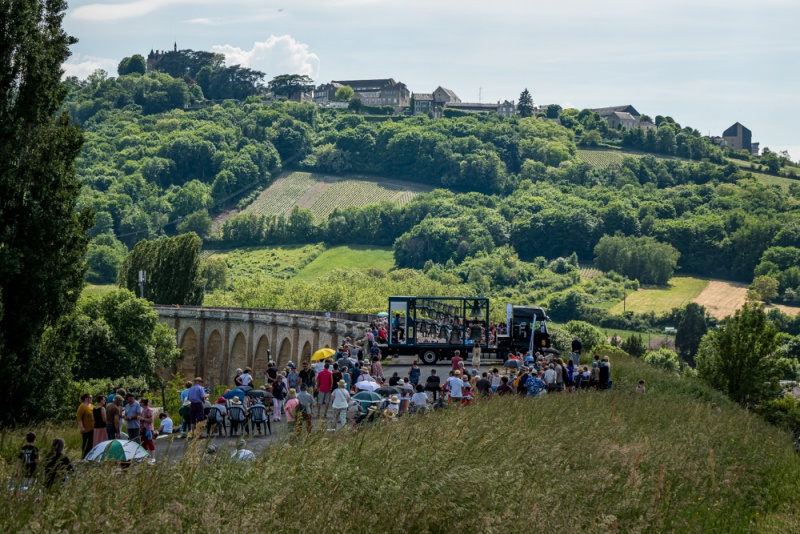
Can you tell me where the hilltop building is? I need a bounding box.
[413,93,434,115]
[592,105,643,131]
[723,122,753,153]
[147,42,177,71]
[325,78,411,107]
[411,86,461,116]
[445,100,516,118]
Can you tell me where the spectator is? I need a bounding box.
[123,394,143,443]
[331,379,351,430]
[230,439,256,462]
[234,368,244,388]
[158,412,174,435]
[296,383,315,436]
[179,381,192,402]
[370,355,385,382]
[178,399,191,433]
[410,384,429,412]
[471,344,481,372]
[635,380,646,394]
[299,362,316,392]
[187,377,206,431]
[287,365,299,391]
[43,438,72,490]
[106,395,123,440]
[490,368,501,393]
[590,362,600,389]
[271,378,287,422]
[497,376,513,395]
[475,372,492,398]
[17,432,39,488]
[572,337,582,367]
[526,371,547,397]
[446,371,463,402]
[77,393,94,458]
[543,364,557,392]
[265,361,279,386]
[285,388,299,434]
[92,394,108,448]
[408,360,421,388]
[388,371,401,387]
[451,350,463,371]
[139,398,156,460]
[599,358,611,390]
[425,369,441,401]
[315,362,333,419]
[566,359,576,393]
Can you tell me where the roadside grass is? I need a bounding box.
[1,353,800,531]
[609,276,709,315]
[81,284,116,299]
[293,246,395,281]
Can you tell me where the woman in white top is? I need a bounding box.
[240,367,254,390]
[331,379,351,430]
[410,385,429,412]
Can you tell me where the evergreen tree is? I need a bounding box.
[676,303,708,366]
[0,0,93,422]
[517,88,534,118]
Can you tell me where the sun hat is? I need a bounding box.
[389,395,400,405]
[231,397,242,404]
[194,377,203,383]
[244,367,252,373]
[216,397,226,404]
[338,379,347,387]
[383,409,396,418]
[454,370,461,376]
[288,388,297,399]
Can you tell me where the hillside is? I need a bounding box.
[214,171,431,229]
[3,353,799,531]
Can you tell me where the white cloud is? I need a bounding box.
[62,55,119,79]
[213,35,321,78]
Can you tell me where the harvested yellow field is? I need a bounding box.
[693,280,748,319]
[769,304,800,317]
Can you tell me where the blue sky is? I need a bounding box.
[63,0,800,159]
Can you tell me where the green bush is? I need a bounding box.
[643,348,681,373]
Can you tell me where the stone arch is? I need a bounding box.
[206,330,223,387]
[300,340,313,366]
[277,337,292,368]
[229,331,247,385]
[177,327,197,379]
[253,334,270,379]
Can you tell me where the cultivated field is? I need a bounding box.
[693,279,749,319]
[238,171,431,222]
[206,244,325,280]
[609,276,709,315]
[578,265,603,279]
[293,246,395,281]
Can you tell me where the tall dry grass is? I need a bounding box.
[1,354,799,532]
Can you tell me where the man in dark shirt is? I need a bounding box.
[425,369,441,400]
[265,362,279,385]
[299,362,316,391]
[475,372,492,398]
[497,376,513,395]
[18,432,39,485]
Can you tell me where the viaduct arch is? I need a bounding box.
[156,306,370,389]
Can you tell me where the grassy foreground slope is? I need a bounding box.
[3,354,799,531]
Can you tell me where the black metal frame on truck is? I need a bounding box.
[380,296,552,365]
[382,296,490,365]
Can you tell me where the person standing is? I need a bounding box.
[17,432,39,488]
[408,360,421,388]
[571,337,582,367]
[139,398,156,460]
[271,377,287,422]
[123,394,142,443]
[451,351,463,372]
[315,362,333,419]
[179,381,192,402]
[599,358,611,390]
[285,388,299,436]
[240,367,254,391]
[106,395,122,440]
[446,371,463,403]
[92,395,108,447]
[299,362,316,393]
[187,377,206,431]
[490,368,502,393]
[77,393,94,458]
[331,379,351,430]
[296,383,315,436]
[471,344,481,373]
[370,356,384,383]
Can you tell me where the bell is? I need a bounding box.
[438,325,449,340]
[418,321,428,335]
[469,300,483,319]
[449,328,462,345]
[469,325,483,342]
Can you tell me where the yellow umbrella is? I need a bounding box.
[311,347,336,361]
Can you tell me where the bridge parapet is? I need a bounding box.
[155,305,370,388]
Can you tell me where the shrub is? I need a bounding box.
[643,348,681,373]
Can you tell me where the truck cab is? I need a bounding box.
[495,305,551,358]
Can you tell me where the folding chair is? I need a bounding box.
[206,407,226,437]
[248,403,271,435]
[228,405,247,436]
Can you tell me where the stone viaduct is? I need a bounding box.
[156,306,371,388]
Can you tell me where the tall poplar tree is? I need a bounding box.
[0,0,93,420]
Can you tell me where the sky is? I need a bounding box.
[63,0,800,159]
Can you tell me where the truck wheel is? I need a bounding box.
[421,350,438,365]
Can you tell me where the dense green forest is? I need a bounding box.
[65,54,800,313]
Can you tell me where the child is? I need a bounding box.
[635,380,646,394]
[17,432,39,487]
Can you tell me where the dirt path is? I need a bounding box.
[692,280,748,319]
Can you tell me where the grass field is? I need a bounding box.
[293,246,395,281]
[610,276,709,315]
[3,353,800,531]
[237,171,432,222]
[81,284,117,299]
[206,244,325,280]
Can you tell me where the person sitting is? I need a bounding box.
[209,398,227,435]
[230,439,256,462]
[425,369,441,401]
[497,376,513,395]
[410,385,429,413]
[635,380,646,394]
[157,412,174,437]
[228,397,247,436]
[388,372,401,387]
